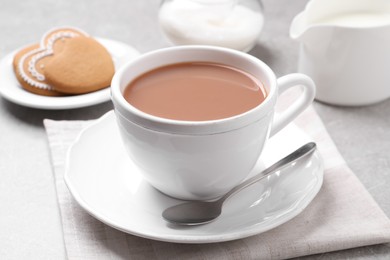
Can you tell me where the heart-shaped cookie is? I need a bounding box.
[14,27,89,96]
[13,27,114,96]
[44,36,115,94]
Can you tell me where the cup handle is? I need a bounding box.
[270,73,316,136]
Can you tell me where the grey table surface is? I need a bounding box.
[0,0,389,259]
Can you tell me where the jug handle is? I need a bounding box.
[270,73,316,136]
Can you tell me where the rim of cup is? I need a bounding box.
[111,45,277,135]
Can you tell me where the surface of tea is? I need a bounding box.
[124,62,267,121]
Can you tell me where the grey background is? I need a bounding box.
[0,0,389,259]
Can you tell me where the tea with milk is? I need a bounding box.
[124,62,267,121]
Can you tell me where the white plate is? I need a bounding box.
[65,111,324,243]
[0,38,139,109]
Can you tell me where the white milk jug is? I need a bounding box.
[290,0,390,106]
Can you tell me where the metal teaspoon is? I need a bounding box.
[162,142,317,226]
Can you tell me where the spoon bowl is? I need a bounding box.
[162,142,317,225]
[164,201,223,226]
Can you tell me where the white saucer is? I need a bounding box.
[0,38,139,109]
[65,111,324,243]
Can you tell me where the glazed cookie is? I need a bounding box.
[13,27,114,95]
[13,43,63,96]
[14,27,89,96]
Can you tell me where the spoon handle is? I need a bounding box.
[219,142,316,203]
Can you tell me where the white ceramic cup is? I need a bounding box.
[111,46,315,200]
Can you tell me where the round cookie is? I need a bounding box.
[44,36,115,94]
[13,43,63,96]
[13,44,38,72]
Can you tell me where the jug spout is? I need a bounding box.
[290,0,390,43]
[290,12,307,42]
[290,0,390,42]
[289,11,332,50]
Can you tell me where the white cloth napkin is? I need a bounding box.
[44,106,390,259]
